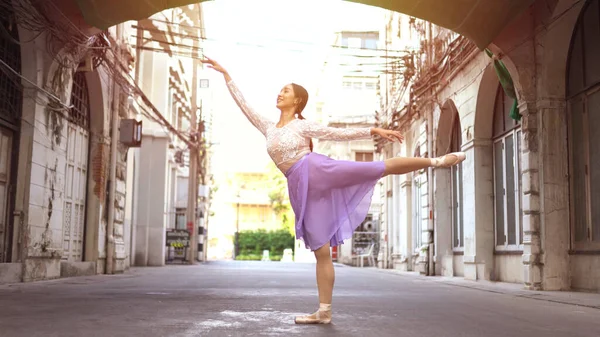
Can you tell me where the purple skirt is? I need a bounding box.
[285,153,385,251]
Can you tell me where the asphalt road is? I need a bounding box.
[0,261,599,337]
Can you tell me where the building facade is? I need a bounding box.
[128,3,212,266]
[312,7,388,265]
[377,0,600,292]
[0,0,134,282]
[0,0,213,283]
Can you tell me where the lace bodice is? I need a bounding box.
[227,80,373,173]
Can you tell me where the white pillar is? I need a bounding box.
[462,139,494,281]
[134,131,169,266]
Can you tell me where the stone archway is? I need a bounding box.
[24,49,108,278]
[473,55,503,140]
[82,69,107,269]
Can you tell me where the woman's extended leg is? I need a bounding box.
[382,152,465,177]
[295,243,334,324]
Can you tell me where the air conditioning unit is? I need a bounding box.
[120,119,142,147]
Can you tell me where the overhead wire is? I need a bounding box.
[0,0,198,148]
[138,20,414,54]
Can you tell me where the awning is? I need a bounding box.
[73,0,534,49]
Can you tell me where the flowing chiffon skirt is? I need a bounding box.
[285,153,385,251]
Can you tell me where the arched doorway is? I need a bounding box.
[62,71,91,262]
[433,100,463,276]
[0,12,22,263]
[567,0,600,251]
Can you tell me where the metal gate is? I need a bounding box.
[62,72,90,262]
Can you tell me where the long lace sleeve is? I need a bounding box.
[298,119,372,141]
[226,80,272,135]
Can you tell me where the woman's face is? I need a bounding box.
[276,84,297,110]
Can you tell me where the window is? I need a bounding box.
[355,151,374,162]
[341,32,379,49]
[450,115,464,250]
[0,13,21,126]
[493,84,523,251]
[364,38,377,50]
[259,206,268,223]
[347,37,362,49]
[567,0,600,250]
[69,72,90,129]
[175,208,186,229]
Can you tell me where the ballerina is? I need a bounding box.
[202,57,465,324]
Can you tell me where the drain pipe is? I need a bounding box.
[106,25,121,274]
[426,22,436,277]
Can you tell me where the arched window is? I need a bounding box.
[493,84,522,251]
[69,72,90,129]
[63,71,90,262]
[567,0,600,249]
[450,115,463,250]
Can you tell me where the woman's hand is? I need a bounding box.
[371,127,404,143]
[201,57,226,73]
[201,57,231,81]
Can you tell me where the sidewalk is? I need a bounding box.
[371,267,600,310]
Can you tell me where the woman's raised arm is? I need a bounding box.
[202,57,272,135]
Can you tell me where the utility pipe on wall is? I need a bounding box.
[106,24,122,274]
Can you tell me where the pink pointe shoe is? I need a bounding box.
[294,304,332,324]
[432,152,466,168]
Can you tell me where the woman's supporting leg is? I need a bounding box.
[315,243,334,304]
[382,152,465,177]
[294,243,334,324]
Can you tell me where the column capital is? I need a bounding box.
[536,97,567,110]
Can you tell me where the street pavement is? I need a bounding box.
[1,261,599,337]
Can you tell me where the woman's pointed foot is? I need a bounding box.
[431,152,466,168]
[294,304,332,324]
[294,310,331,324]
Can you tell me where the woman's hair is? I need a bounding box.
[291,83,313,152]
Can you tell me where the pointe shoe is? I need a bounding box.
[294,309,332,324]
[432,152,466,168]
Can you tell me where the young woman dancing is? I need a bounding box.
[202,57,465,324]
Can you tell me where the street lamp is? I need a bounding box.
[234,190,241,260]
